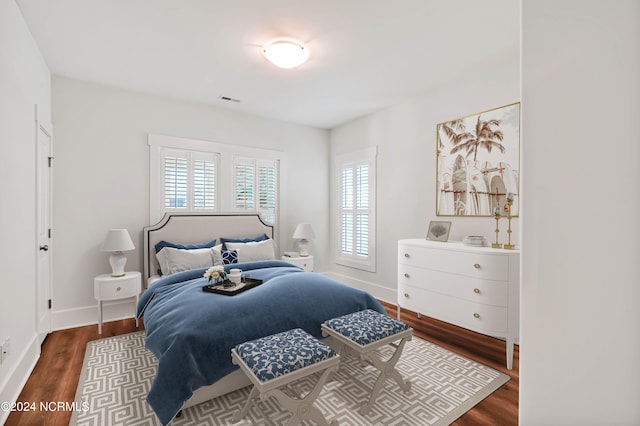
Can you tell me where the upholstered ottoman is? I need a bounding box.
[231,328,340,426]
[321,309,413,415]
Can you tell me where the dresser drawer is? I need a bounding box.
[95,274,140,300]
[398,264,508,306]
[398,283,508,336]
[398,244,509,281]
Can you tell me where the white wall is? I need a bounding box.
[0,0,51,421]
[51,76,329,329]
[520,1,640,424]
[327,60,520,299]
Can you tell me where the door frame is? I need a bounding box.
[35,105,53,344]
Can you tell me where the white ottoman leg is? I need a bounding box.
[232,385,260,422]
[359,336,412,415]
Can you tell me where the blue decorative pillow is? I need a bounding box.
[220,234,269,250]
[222,249,238,264]
[154,239,217,253]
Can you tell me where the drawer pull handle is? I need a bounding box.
[474,263,481,269]
[404,253,410,258]
[473,313,480,319]
[116,286,122,292]
[474,288,480,294]
[404,273,410,278]
[404,293,410,298]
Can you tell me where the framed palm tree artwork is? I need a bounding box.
[436,102,520,217]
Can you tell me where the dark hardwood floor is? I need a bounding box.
[6,302,518,425]
[381,301,519,426]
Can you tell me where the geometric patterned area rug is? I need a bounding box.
[70,331,509,426]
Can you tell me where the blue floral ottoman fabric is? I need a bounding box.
[324,309,410,346]
[235,328,337,383]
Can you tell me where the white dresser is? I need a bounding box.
[397,239,519,369]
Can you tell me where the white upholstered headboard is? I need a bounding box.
[143,213,275,286]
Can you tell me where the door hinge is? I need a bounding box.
[48,299,52,309]
[48,156,54,167]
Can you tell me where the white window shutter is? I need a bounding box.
[340,162,369,257]
[234,158,255,210]
[233,157,279,225]
[355,164,369,256]
[259,161,278,225]
[162,151,188,210]
[192,153,216,210]
[336,147,376,272]
[159,147,218,216]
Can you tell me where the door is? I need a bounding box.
[36,115,53,344]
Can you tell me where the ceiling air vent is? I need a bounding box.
[218,95,241,103]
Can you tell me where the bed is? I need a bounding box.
[136,213,386,425]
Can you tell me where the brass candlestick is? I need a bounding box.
[503,194,515,250]
[492,207,502,248]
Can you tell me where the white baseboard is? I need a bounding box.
[321,272,396,304]
[0,335,40,425]
[52,299,138,331]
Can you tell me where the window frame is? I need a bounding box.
[149,134,281,227]
[335,147,377,272]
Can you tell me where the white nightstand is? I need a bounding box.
[94,271,141,334]
[282,255,314,272]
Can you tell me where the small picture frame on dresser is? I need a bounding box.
[426,220,451,242]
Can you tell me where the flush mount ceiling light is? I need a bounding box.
[263,40,309,69]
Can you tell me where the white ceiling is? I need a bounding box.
[16,0,519,129]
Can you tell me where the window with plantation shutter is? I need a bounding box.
[234,161,255,210]
[233,157,278,225]
[258,164,277,224]
[163,155,188,208]
[336,147,376,272]
[159,148,218,216]
[193,155,216,209]
[149,134,280,227]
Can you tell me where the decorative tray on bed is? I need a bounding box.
[202,278,263,296]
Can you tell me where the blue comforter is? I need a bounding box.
[136,260,385,425]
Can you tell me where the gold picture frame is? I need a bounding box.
[436,102,520,217]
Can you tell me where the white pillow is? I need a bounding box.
[225,239,275,262]
[155,248,171,276]
[211,246,224,266]
[159,246,215,275]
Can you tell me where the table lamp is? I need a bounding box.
[101,229,135,277]
[292,223,315,257]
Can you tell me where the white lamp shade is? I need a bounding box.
[293,223,315,240]
[101,229,135,252]
[263,40,309,69]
